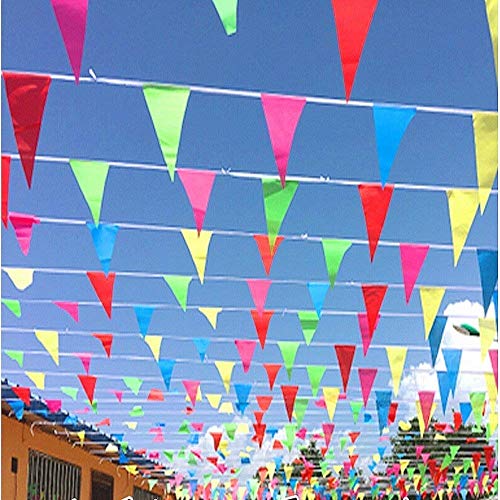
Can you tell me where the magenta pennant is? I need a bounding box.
[46,400,62,413]
[178,168,216,234]
[50,0,88,82]
[399,243,429,303]
[53,301,79,322]
[358,368,377,407]
[357,312,380,356]
[8,212,40,255]
[234,339,257,373]
[76,353,92,374]
[247,279,272,315]
[418,390,435,430]
[183,380,200,407]
[261,94,306,187]
[322,423,335,448]
[489,349,498,388]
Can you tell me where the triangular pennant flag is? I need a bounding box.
[253,234,284,275]
[262,179,299,251]
[330,0,379,101]
[322,423,335,448]
[277,341,300,380]
[206,393,222,409]
[437,371,451,414]
[234,383,252,414]
[418,391,435,430]
[479,318,496,361]
[9,213,40,255]
[470,392,486,428]
[144,335,162,362]
[477,249,498,314]
[50,0,88,82]
[12,387,31,406]
[178,169,216,234]
[334,345,356,393]
[307,365,326,397]
[442,348,462,396]
[87,223,119,275]
[460,402,473,424]
[181,229,212,283]
[163,275,192,311]
[78,374,96,404]
[247,279,272,315]
[400,244,429,303]
[373,105,416,186]
[358,368,377,407]
[143,85,191,181]
[323,387,340,421]
[307,282,330,317]
[375,390,392,433]
[2,299,21,318]
[123,377,143,396]
[298,311,319,345]
[53,301,79,322]
[281,385,299,422]
[428,316,447,367]
[87,271,115,318]
[358,183,394,261]
[263,363,282,390]
[158,359,175,391]
[215,361,235,393]
[9,400,24,421]
[4,268,34,291]
[362,284,388,335]
[446,189,479,266]
[350,401,363,424]
[294,398,309,427]
[322,239,352,288]
[92,333,113,358]
[76,353,91,374]
[2,72,51,187]
[198,307,222,329]
[234,339,257,373]
[251,309,274,349]
[183,380,201,407]
[472,112,498,212]
[419,287,446,339]
[211,0,238,35]
[489,349,498,388]
[385,347,407,396]
[134,306,155,337]
[193,337,210,362]
[34,330,59,365]
[357,312,380,355]
[485,0,498,75]
[70,161,110,225]
[2,155,11,227]
[260,94,306,187]
[5,350,24,367]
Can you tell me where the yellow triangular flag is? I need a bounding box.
[484,372,497,407]
[236,423,250,434]
[322,387,340,421]
[284,464,294,482]
[34,330,59,365]
[386,346,407,396]
[206,393,222,409]
[25,371,45,389]
[181,229,212,284]
[124,421,138,430]
[485,0,498,76]
[416,400,436,437]
[215,360,235,393]
[144,335,162,361]
[419,287,446,339]
[489,410,498,433]
[400,459,410,475]
[413,474,421,490]
[4,267,34,291]
[347,445,356,456]
[446,189,479,266]
[218,401,234,414]
[125,465,138,475]
[198,306,222,329]
[372,453,381,464]
[479,317,496,361]
[266,462,276,480]
[473,112,498,213]
[76,430,85,445]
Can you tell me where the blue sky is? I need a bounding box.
[1,0,497,477]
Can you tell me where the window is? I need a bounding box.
[91,471,113,500]
[133,486,160,500]
[27,449,81,500]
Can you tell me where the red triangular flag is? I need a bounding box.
[280,385,299,422]
[358,183,394,261]
[322,422,335,448]
[256,395,273,412]
[12,386,31,406]
[251,309,274,349]
[254,411,265,425]
[334,344,356,393]
[253,234,284,275]
[87,271,115,318]
[2,72,51,188]
[78,374,97,404]
[210,431,223,451]
[253,423,267,448]
[273,439,283,449]
[361,284,388,335]
[348,431,360,443]
[358,367,377,407]
[54,301,79,322]
[264,363,282,390]
[330,0,379,101]
[349,454,359,467]
[234,339,257,373]
[92,333,113,358]
[399,243,429,303]
[2,156,11,227]
[147,388,164,401]
[388,401,398,425]
[8,213,40,255]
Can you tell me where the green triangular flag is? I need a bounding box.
[2,299,21,318]
[406,467,415,480]
[277,341,300,380]
[4,349,23,367]
[188,453,197,466]
[224,422,237,441]
[322,239,352,288]
[70,160,110,225]
[463,458,472,474]
[164,450,174,462]
[120,441,128,452]
[61,386,78,400]
[123,377,143,395]
[339,436,347,451]
[294,397,309,427]
[442,454,453,469]
[470,391,486,427]
[129,405,144,417]
[143,85,191,181]
[212,0,238,35]
[178,420,190,434]
[450,445,460,460]
[418,463,427,477]
[87,399,98,414]
[163,275,192,311]
[306,365,326,397]
[350,401,363,424]
[262,179,299,251]
[298,311,319,345]
[284,423,296,451]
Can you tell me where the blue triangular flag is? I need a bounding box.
[189,479,198,494]
[428,316,447,367]
[234,383,252,406]
[364,412,372,423]
[373,105,416,186]
[477,249,498,315]
[437,371,451,414]
[111,433,124,441]
[193,338,210,362]
[266,427,278,437]
[119,451,128,464]
[377,446,386,458]
[9,400,24,420]
[459,402,472,424]
[64,415,78,426]
[158,359,176,391]
[188,433,199,444]
[87,223,119,274]
[134,306,155,337]
[375,390,392,434]
[307,282,329,317]
[442,348,462,396]
[493,290,498,323]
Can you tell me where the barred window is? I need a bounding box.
[133,486,160,500]
[27,449,81,500]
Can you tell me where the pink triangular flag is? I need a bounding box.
[191,422,204,432]
[111,390,123,403]
[361,284,388,335]
[183,380,200,407]
[46,399,62,413]
[8,213,40,255]
[357,312,380,356]
[261,94,306,187]
[247,279,272,316]
[50,0,88,82]
[399,243,429,303]
[489,349,498,388]
[358,367,377,407]
[178,169,216,234]
[76,353,92,374]
[54,301,79,322]
[418,390,435,430]
[415,445,424,458]
[234,339,257,373]
[322,422,335,448]
[421,452,431,464]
